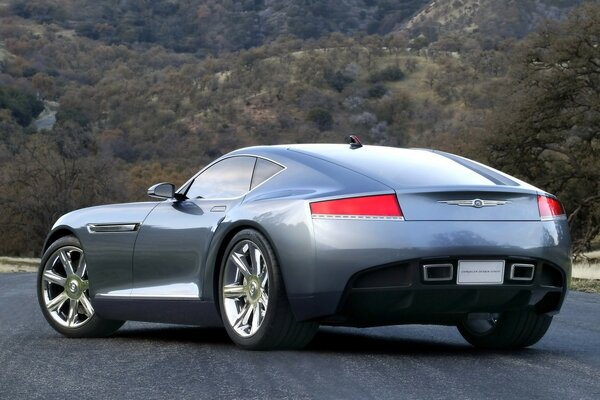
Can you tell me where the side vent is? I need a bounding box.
[539,263,564,288]
[353,263,411,288]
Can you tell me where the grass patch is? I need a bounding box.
[0,257,39,273]
[572,258,600,280]
[570,278,600,294]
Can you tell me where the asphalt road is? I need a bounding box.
[1,273,599,399]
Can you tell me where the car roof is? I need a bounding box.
[236,144,521,188]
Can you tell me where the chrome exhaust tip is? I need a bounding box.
[510,263,535,281]
[423,264,454,282]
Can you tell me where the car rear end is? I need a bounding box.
[288,145,571,328]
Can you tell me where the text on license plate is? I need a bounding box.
[457,260,505,285]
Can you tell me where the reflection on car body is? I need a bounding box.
[37,142,570,350]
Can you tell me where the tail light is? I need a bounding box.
[310,194,404,220]
[537,195,565,220]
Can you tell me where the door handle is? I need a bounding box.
[210,206,227,212]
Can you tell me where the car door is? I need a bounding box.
[131,156,257,299]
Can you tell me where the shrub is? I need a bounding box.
[343,96,364,111]
[307,108,333,131]
[351,112,377,126]
[325,70,354,92]
[0,87,44,126]
[367,83,387,99]
[368,65,405,83]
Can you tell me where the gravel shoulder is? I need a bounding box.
[0,257,39,273]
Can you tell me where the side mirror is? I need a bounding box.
[147,182,175,199]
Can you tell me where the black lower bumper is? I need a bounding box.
[322,256,567,327]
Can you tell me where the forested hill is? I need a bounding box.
[403,0,584,48]
[7,0,584,54]
[0,0,598,256]
[9,0,432,54]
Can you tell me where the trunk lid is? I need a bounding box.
[396,187,540,221]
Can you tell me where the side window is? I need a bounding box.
[251,158,284,190]
[186,156,256,199]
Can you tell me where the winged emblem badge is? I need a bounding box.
[437,199,511,208]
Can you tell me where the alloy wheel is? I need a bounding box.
[222,240,269,338]
[40,246,94,328]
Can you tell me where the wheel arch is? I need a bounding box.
[42,226,78,254]
[204,220,286,315]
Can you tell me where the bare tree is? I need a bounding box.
[486,4,600,256]
[0,125,123,255]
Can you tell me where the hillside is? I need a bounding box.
[0,0,598,255]
[4,0,585,54]
[401,0,585,49]
[6,0,431,54]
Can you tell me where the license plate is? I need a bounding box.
[457,260,505,285]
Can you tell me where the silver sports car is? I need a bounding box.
[38,141,571,350]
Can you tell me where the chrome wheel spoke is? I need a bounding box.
[76,257,87,278]
[59,250,75,276]
[260,291,268,306]
[261,271,268,287]
[66,299,78,327]
[250,304,260,335]
[79,295,94,317]
[252,248,263,276]
[43,270,66,287]
[47,292,68,312]
[233,303,252,330]
[231,252,251,278]
[242,304,253,326]
[223,284,246,299]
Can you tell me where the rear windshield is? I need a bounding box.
[290,145,498,188]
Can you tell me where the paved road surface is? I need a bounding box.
[1,273,598,399]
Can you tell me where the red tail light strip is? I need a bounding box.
[310,194,404,221]
[537,195,565,220]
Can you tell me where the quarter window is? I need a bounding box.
[186,156,256,199]
[251,158,284,190]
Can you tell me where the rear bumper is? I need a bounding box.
[325,257,566,327]
[286,219,571,322]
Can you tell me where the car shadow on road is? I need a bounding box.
[307,328,530,357]
[114,325,231,345]
[112,324,542,358]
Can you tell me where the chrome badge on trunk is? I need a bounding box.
[437,199,511,208]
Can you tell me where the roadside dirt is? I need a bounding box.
[0,257,39,273]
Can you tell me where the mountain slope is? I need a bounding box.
[7,0,431,54]
[401,0,586,48]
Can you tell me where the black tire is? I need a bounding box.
[218,229,318,350]
[457,309,552,349]
[37,235,124,338]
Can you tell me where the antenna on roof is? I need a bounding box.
[346,135,363,149]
